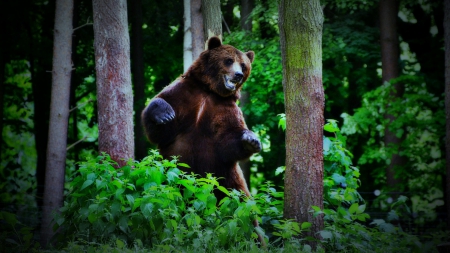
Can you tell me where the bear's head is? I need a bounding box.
[187,36,255,97]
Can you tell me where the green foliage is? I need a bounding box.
[0,211,39,252]
[55,150,305,250]
[341,76,445,217]
[1,60,37,206]
[322,119,363,209]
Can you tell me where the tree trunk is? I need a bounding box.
[69,0,80,167]
[129,0,148,160]
[191,0,204,60]
[379,0,404,190]
[238,0,254,189]
[240,0,254,32]
[93,0,134,167]
[30,8,54,214]
[183,0,193,72]
[279,0,324,248]
[201,0,222,42]
[444,0,450,229]
[40,0,73,247]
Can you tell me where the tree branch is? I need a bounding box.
[69,98,93,113]
[222,15,231,35]
[73,17,93,32]
[66,136,87,151]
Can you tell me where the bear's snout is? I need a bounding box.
[233,72,244,82]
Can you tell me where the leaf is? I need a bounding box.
[357,204,366,214]
[319,230,333,239]
[324,122,340,132]
[217,186,230,196]
[178,163,191,168]
[1,211,17,226]
[126,194,135,208]
[349,203,358,214]
[323,137,332,153]
[116,239,125,249]
[87,173,96,181]
[80,179,94,190]
[331,173,346,185]
[301,222,312,230]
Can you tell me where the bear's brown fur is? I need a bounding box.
[141,36,260,200]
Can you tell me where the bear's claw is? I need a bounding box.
[242,130,261,153]
[147,98,175,125]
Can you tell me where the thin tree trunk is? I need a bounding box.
[191,0,204,60]
[183,0,193,72]
[238,0,254,188]
[40,0,73,246]
[201,0,222,42]
[444,0,450,229]
[279,0,324,248]
[130,0,147,160]
[29,9,53,214]
[379,0,404,189]
[240,0,254,32]
[70,0,80,167]
[93,0,134,167]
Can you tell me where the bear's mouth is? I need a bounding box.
[224,75,238,91]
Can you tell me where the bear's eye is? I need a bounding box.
[224,59,234,66]
[241,63,247,71]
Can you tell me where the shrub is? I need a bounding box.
[54,150,305,251]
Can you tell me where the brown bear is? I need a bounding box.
[141,36,261,200]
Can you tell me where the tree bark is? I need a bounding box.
[183,0,193,72]
[444,0,450,229]
[40,0,73,247]
[201,0,222,42]
[279,0,324,248]
[93,0,134,167]
[129,0,148,160]
[191,0,204,60]
[379,0,404,189]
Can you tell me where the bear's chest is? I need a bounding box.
[192,96,242,134]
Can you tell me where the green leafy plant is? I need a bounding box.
[0,211,39,252]
[55,150,305,251]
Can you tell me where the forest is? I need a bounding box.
[1,0,449,252]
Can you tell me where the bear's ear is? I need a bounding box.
[246,51,255,63]
[207,36,222,50]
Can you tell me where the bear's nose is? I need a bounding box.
[234,72,244,81]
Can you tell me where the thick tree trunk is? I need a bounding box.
[444,0,450,229]
[129,0,147,160]
[191,0,204,60]
[93,0,134,167]
[201,0,222,42]
[40,0,73,247]
[379,0,404,189]
[279,0,324,248]
[238,0,254,189]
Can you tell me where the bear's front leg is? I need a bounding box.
[144,98,175,125]
[242,130,261,153]
[142,97,176,145]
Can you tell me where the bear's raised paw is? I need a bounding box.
[146,98,175,125]
[242,130,261,153]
